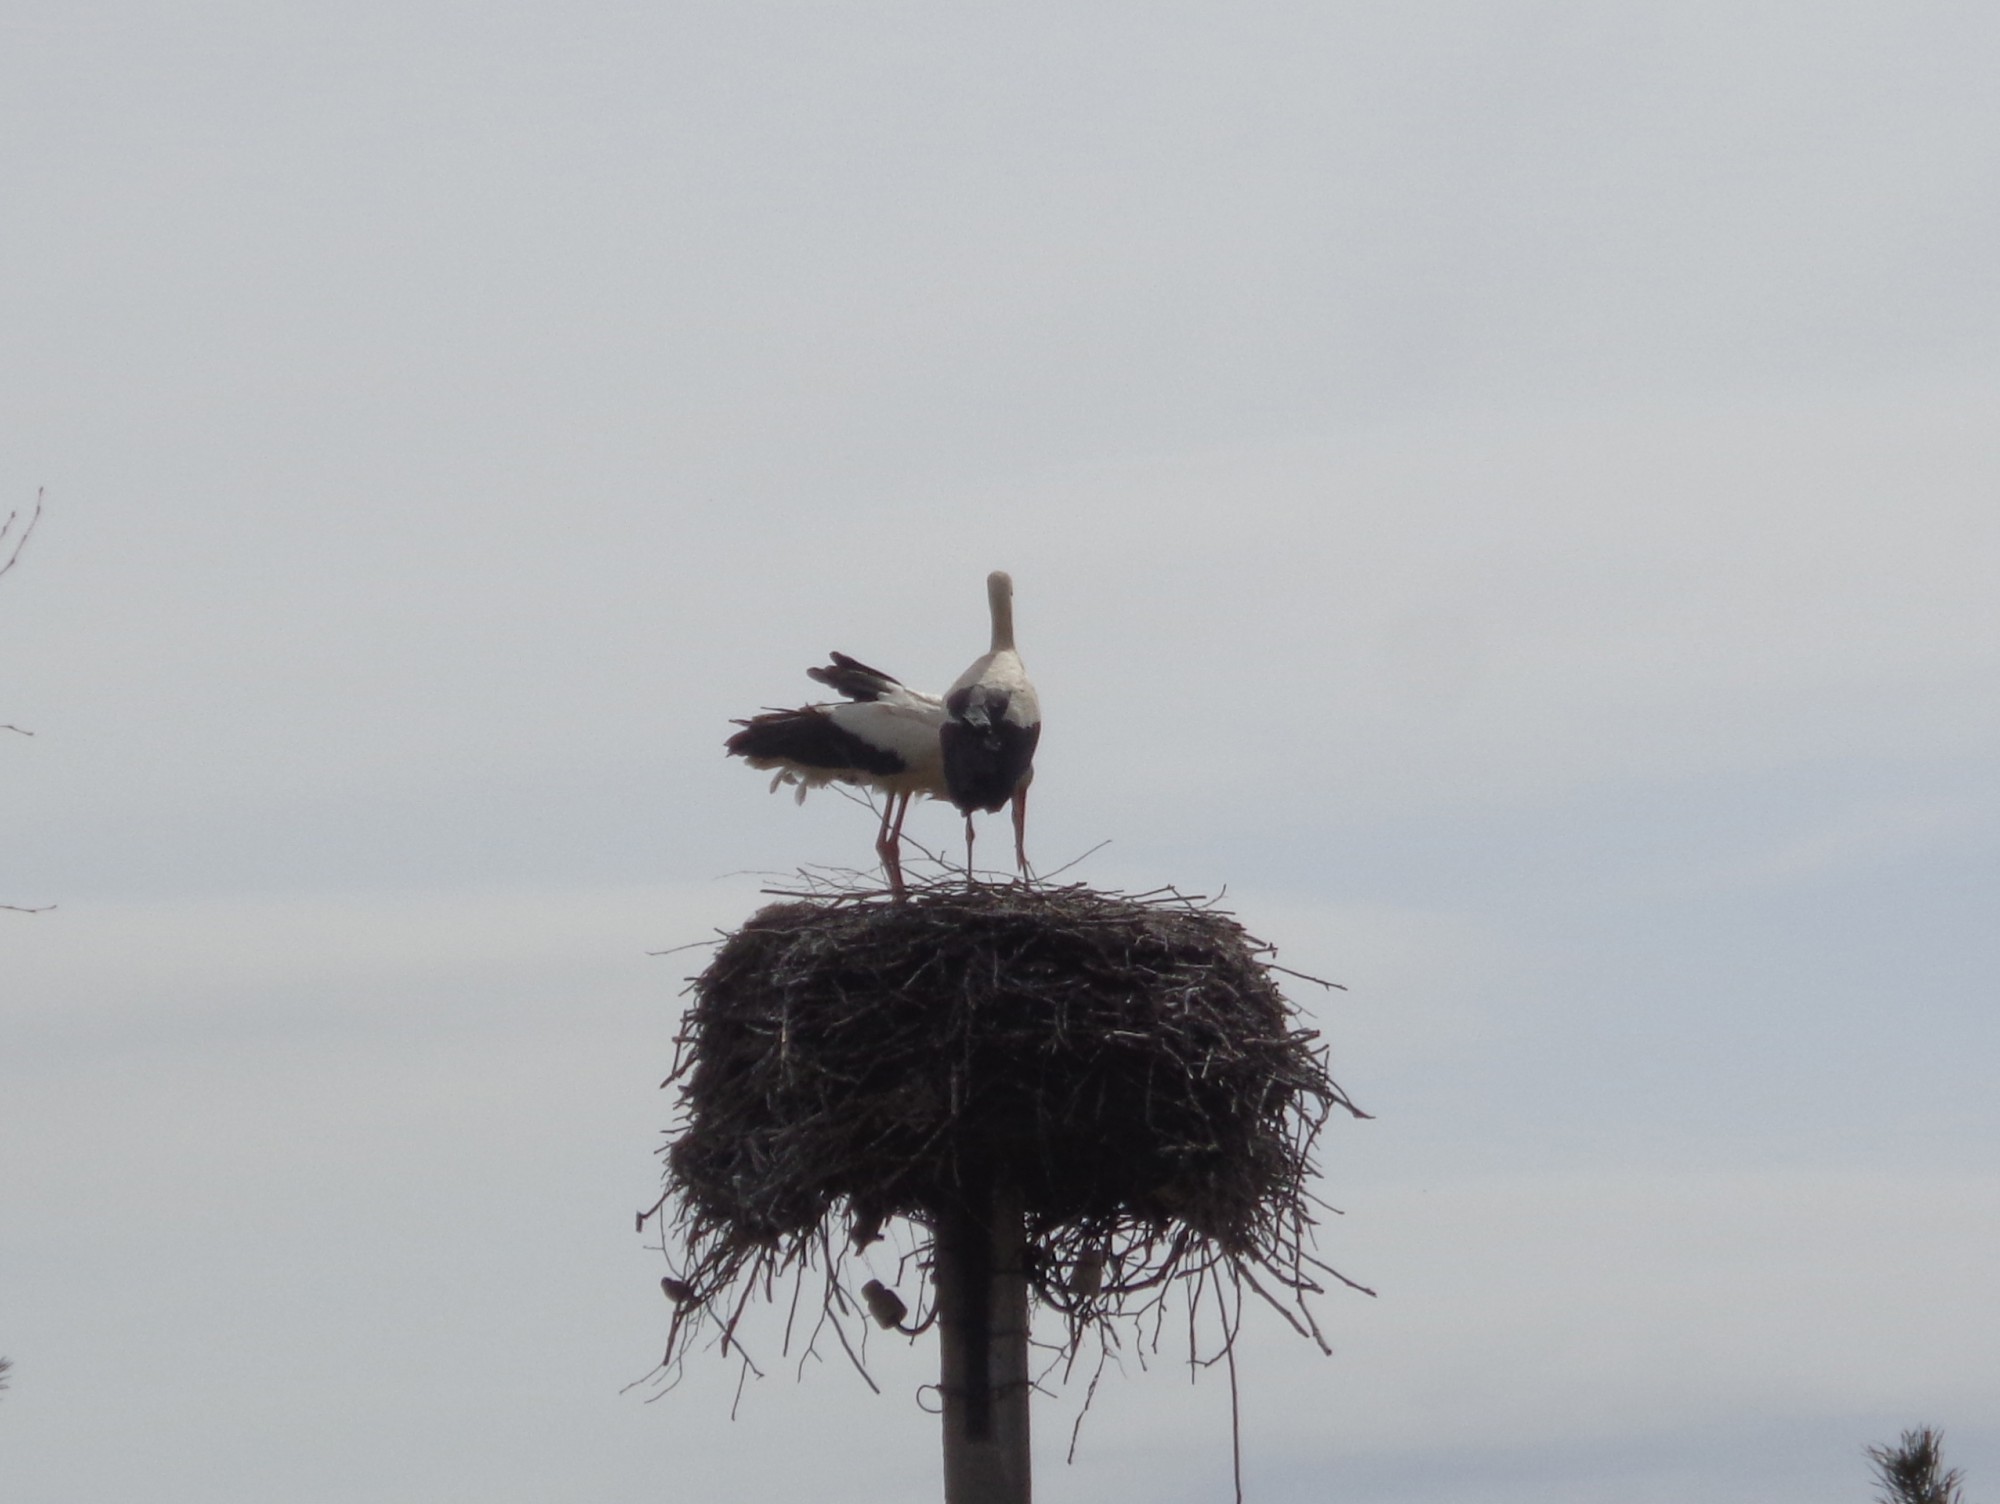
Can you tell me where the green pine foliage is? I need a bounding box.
[1868,1428,1967,1504]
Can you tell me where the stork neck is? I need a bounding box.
[987,574,1015,652]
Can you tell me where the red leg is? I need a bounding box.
[964,813,977,881]
[874,794,907,897]
[1010,785,1031,880]
[886,792,913,896]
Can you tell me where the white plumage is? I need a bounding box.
[725,653,948,894]
[725,572,1042,889]
[940,571,1042,876]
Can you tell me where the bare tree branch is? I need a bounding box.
[4,490,52,913]
[0,490,43,583]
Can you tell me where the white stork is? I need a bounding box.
[724,653,947,895]
[941,571,1042,877]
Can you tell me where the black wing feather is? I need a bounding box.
[940,686,1039,813]
[806,652,906,704]
[726,707,906,777]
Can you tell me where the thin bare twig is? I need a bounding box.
[0,490,44,582]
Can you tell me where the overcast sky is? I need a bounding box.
[4,4,1998,1501]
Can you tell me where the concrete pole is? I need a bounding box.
[935,1179,1031,1504]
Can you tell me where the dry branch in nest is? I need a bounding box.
[640,876,1369,1402]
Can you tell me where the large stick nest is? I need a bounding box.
[643,877,1367,1391]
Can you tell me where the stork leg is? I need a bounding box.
[1010,785,1031,881]
[874,793,908,898]
[963,813,977,882]
[884,791,916,897]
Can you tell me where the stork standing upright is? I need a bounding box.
[724,654,948,895]
[941,571,1042,877]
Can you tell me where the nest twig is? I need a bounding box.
[638,874,1368,1403]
